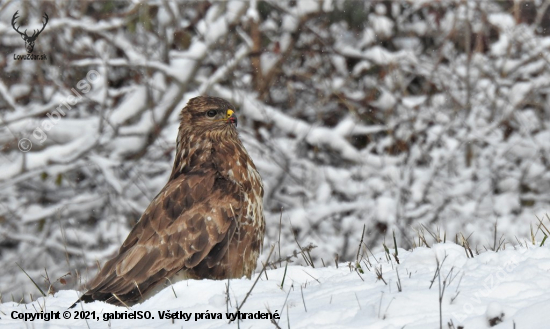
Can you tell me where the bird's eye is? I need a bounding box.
[206,110,217,117]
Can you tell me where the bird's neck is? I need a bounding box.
[169,128,244,181]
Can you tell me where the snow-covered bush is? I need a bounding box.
[1,0,550,301]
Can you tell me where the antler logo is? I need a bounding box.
[12,11,48,53]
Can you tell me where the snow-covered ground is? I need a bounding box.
[1,243,549,328]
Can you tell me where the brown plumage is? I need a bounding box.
[70,96,265,307]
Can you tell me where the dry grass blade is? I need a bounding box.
[537,215,550,236]
[225,279,232,314]
[267,243,317,268]
[163,277,177,298]
[280,262,288,289]
[302,270,320,284]
[266,306,282,329]
[382,297,395,320]
[229,244,276,324]
[278,208,283,268]
[375,265,387,285]
[16,263,46,297]
[421,224,441,244]
[289,219,315,267]
[377,291,384,318]
[300,285,307,312]
[133,281,143,299]
[356,224,366,262]
[396,267,402,292]
[277,283,293,327]
[459,232,474,258]
[392,230,400,264]
[111,293,131,309]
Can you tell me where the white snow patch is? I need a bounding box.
[509,82,531,107]
[109,85,147,126]
[370,15,394,38]
[488,13,516,31]
[2,244,549,328]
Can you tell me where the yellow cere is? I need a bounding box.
[226,109,234,118]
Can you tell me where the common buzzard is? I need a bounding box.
[70,96,265,306]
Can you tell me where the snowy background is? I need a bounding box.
[1,0,550,312]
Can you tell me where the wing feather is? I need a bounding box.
[78,167,243,305]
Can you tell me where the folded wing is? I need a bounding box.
[72,168,242,306]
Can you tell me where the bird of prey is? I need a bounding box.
[70,96,265,307]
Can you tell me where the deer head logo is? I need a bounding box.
[11,11,48,53]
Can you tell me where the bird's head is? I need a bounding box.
[172,96,243,179]
[180,96,238,135]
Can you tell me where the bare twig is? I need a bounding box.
[229,244,276,324]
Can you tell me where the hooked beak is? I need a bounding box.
[226,109,238,127]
